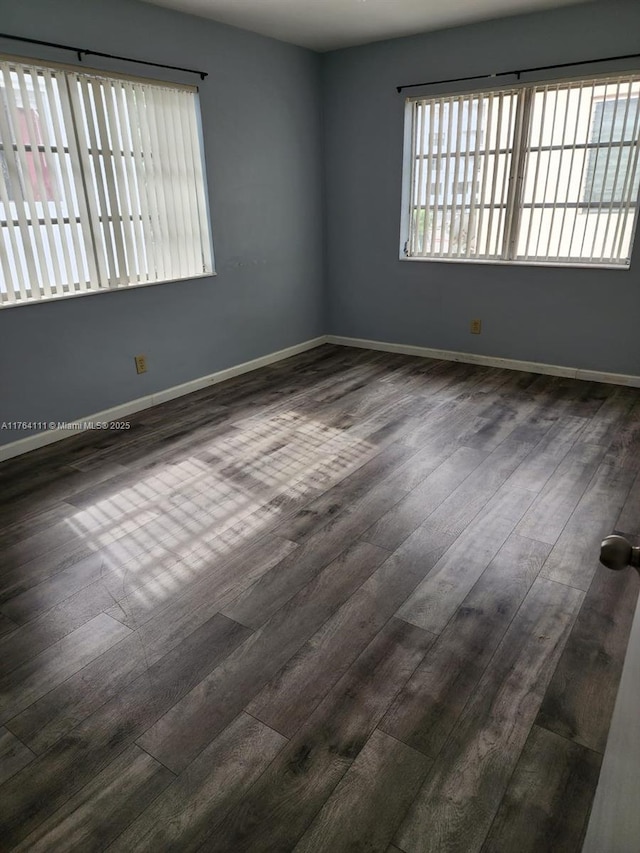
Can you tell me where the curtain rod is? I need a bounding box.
[396,51,640,93]
[0,33,208,80]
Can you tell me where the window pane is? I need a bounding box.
[407,89,519,260]
[0,64,87,300]
[516,76,640,265]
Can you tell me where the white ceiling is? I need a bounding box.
[141,0,587,52]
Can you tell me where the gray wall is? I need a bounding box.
[323,0,640,375]
[0,0,324,444]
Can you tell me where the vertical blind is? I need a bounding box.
[0,56,213,305]
[404,73,640,266]
[407,88,520,259]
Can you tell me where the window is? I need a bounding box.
[402,73,640,267]
[0,56,213,306]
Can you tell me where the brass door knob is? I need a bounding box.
[600,535,640,573]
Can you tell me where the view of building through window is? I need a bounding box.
[584,96,640,204]
[404,74,640,266]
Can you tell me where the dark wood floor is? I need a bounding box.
[0,344,639,852]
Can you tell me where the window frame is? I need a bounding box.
[399,69,640,270]
[0,53,215,309]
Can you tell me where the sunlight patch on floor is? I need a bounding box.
[64,410,375,612]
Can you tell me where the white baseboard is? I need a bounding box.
[0,336,327,462]
[326,335,640,388]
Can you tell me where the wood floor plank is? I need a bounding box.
[13,745,174,853]
[0,497,74,545]
[515,442,606,545]
[380,433,466,491]
[596,399,640,471]
[578,385,638,447]
[312,371,430,432]
[402,362,528,440]
[0,540,103,608]
[0,613,131,726]
[615,469,640,536]
[540,445,640,591]
[62,451,212,511]
[234,391,417,488]
[0,612,17,638]
[394,577,584,853]
[221,484,406,630]
[138,540,390,771]
[272,441,417,543]
[199,618,434,853]
[360,358,460,396]
[0,504,74,553]
[424,435,543,536]
[0,504,163,610]
[104,534,298,635]
[183,418,378,528]
[398,486,536,634]
[399,398,481,450]
[503,415,587,494]
[1,548,138,624]
[11,580,273,755]
[422,363,509,403]
[339,393,434,448]
[62,390,241,470]
[107,713,286,853]
[0,581,137,679]
[552,379,613,419]
[460,391,546,453]
[480,725,601,853]
[342,393,428,453]
[363,446,489,551]
[6,632,150,754]
[308,355,398,405]
[247,524,456,737]
[377,355,444,393]
[381,533,551,757]
[0,514,86,568]
[0,728,35,786]
[73,409,230,473]
[536,563,640,754]
[0,612,250,847]
[0,462,130,521]
[292,728,431,853]
[227,375,379,440]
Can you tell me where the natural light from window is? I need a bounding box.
[402,73,640,267]
[0,56,213,306]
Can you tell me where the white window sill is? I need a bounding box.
[0,271,217,310]
[399,255,630,271]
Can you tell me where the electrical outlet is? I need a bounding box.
[470,319,482,334]
[134,355,147,374]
